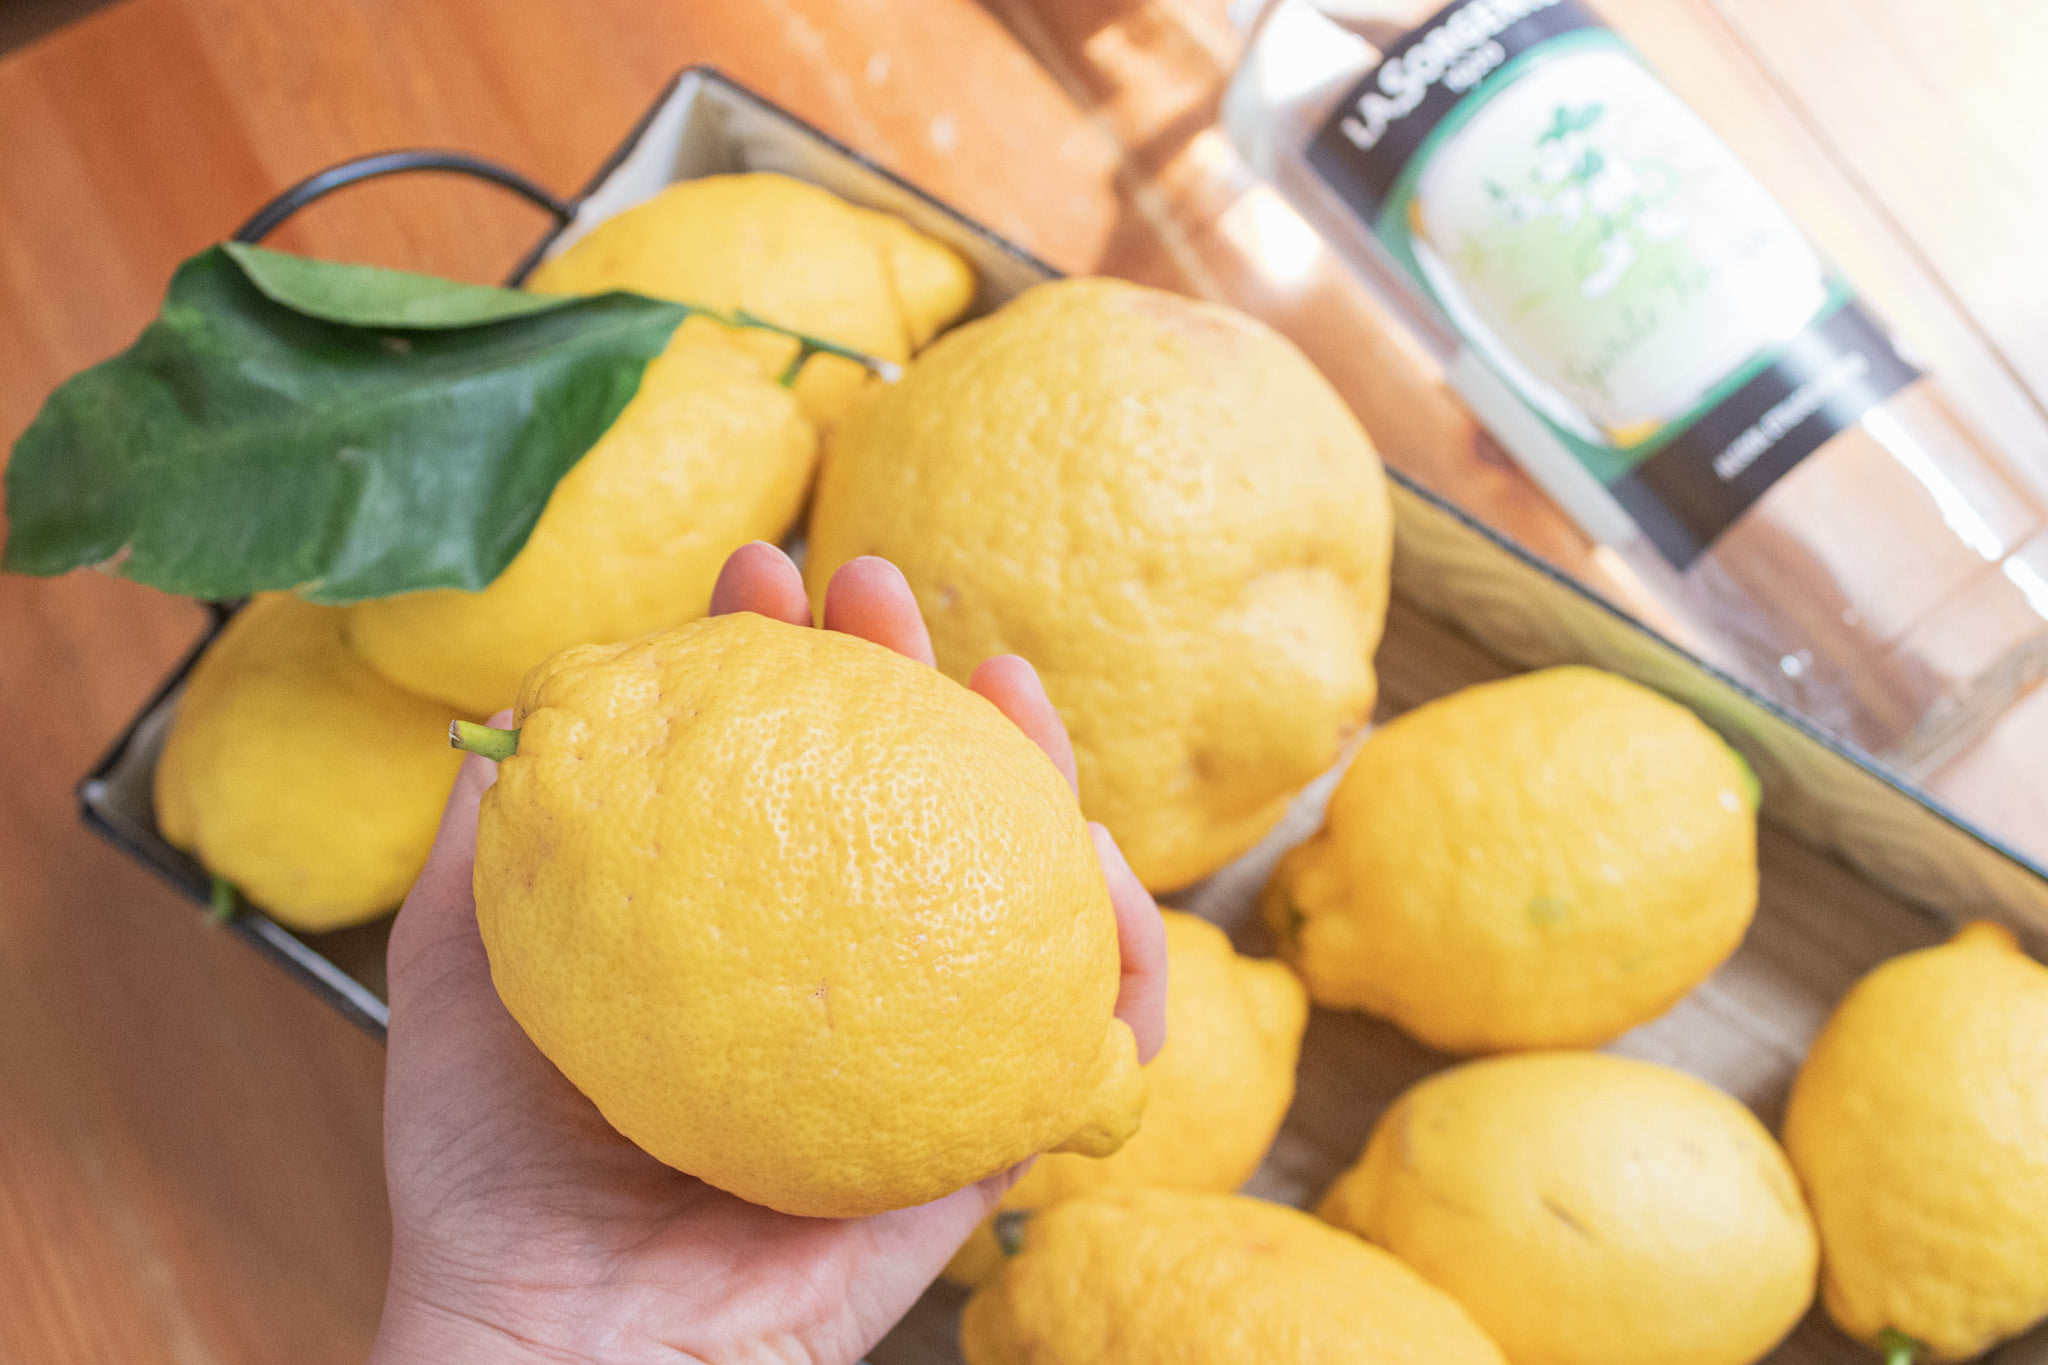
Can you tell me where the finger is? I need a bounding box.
[385,712,509,986]
[708,541,811,626]
[1090,822,1168,1064]
[821,556,936,666]
[970,655,1077,792]
[856,1157,1034,1307]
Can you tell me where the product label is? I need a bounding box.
[1306,0,1917,566]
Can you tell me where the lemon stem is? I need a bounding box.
[724,307,903,387]
[450,720,519,762]
[1877,1328,1923,1365]
[209,875,239,923]
[992,1210,1032,1258]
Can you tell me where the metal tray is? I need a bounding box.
[76,66,2048,1364]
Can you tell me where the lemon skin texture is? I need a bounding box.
[1263,665,1758,1051]
[945,910,1308,1286]
[1783,922,2048,1362]
[806,277,1393,894]
[1320,1051,1817,1365]
[474,613,1143,1218]
[960,1188,1507,1365]
[344,320,816,717]
[527,172,974,427]
[154,593,466,932]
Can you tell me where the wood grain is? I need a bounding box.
[1,0,2045,1360]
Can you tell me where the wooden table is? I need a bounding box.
[2,1,2045,1358]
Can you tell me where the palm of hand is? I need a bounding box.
[373,545,1167,1365]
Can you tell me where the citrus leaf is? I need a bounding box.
[2,245,694,603]
[221,241,582,328]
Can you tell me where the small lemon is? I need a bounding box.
[807,277,1392,893]
[527,172,974,426]
[473,613,1142,1218]
[1263,666,1758,1051]
[960,1188,1508,1365]
[1783,921,2048,1362]
[344,320,816,716]
[1319,1052,1818,1365]
[944,910,1308,1286]
[154,593,464,931]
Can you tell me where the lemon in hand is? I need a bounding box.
[944,910,1308,1286]
[807,277,1393,893]
[1783,922,2048,1363]
[469,612,1142,1218]
[154,592,464,931]
[1263,666,1758,1051]
[961,1189,1507,1365]
[527,171,974,426]
[1319,1052,1817,1365]
[344,320,816,716]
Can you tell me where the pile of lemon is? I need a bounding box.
[152,174,2048,1365]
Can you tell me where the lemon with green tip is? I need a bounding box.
[469,612,1143,1218]
[1263,665,1758,1051]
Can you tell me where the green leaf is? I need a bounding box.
[3,245,695,603]
[222,241,579,328]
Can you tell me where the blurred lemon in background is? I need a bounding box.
[155,592,464,931]
[1783,921,2048,1362]
[1320,1051,1816,1365]
[527,171,974,426]
[961,1188,1507,1365]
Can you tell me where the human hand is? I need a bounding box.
[369,543,1168,1365]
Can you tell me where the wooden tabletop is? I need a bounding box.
[3,1,2046,1359]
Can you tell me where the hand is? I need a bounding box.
[370,543,1168,1365]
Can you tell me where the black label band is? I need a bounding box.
[1610,301,1919,568]
[1307,0,1601,222]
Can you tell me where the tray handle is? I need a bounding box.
[232,149,574,244]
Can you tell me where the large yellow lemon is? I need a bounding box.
[960,1188,1507,1365]
[154,592,464,931]
[1320,1052,1817,1365]
[944,910,1308,1286]
[1783,922,2048,1362]
[344,320,815,716]
[1263,666,1758,1051]
[474,612,1143,1218]
[806,277,1392,893]
[527,171,974,426]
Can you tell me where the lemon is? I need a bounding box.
[154,593,464,932]
[960,1188,1506,1364]
[1320,1052,1817,1365]
[343,320,816,716]
[527,172,974,426]
[806,277,1392,893]
[1263,666,1757,1051]
[944,910,1308,1286]
[472,612,1143,1218]
[1782,921,2048,1362]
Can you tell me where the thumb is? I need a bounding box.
[385,710,509,1020]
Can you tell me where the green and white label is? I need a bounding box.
[1308,0,1916,566]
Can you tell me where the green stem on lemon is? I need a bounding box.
[992,1210,1033,1258]
[1876,1328,1924,1365]
[450,720,520,762]
[209,875,239,923]
[725,307,904,387]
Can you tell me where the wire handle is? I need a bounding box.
[232,149,574,244]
